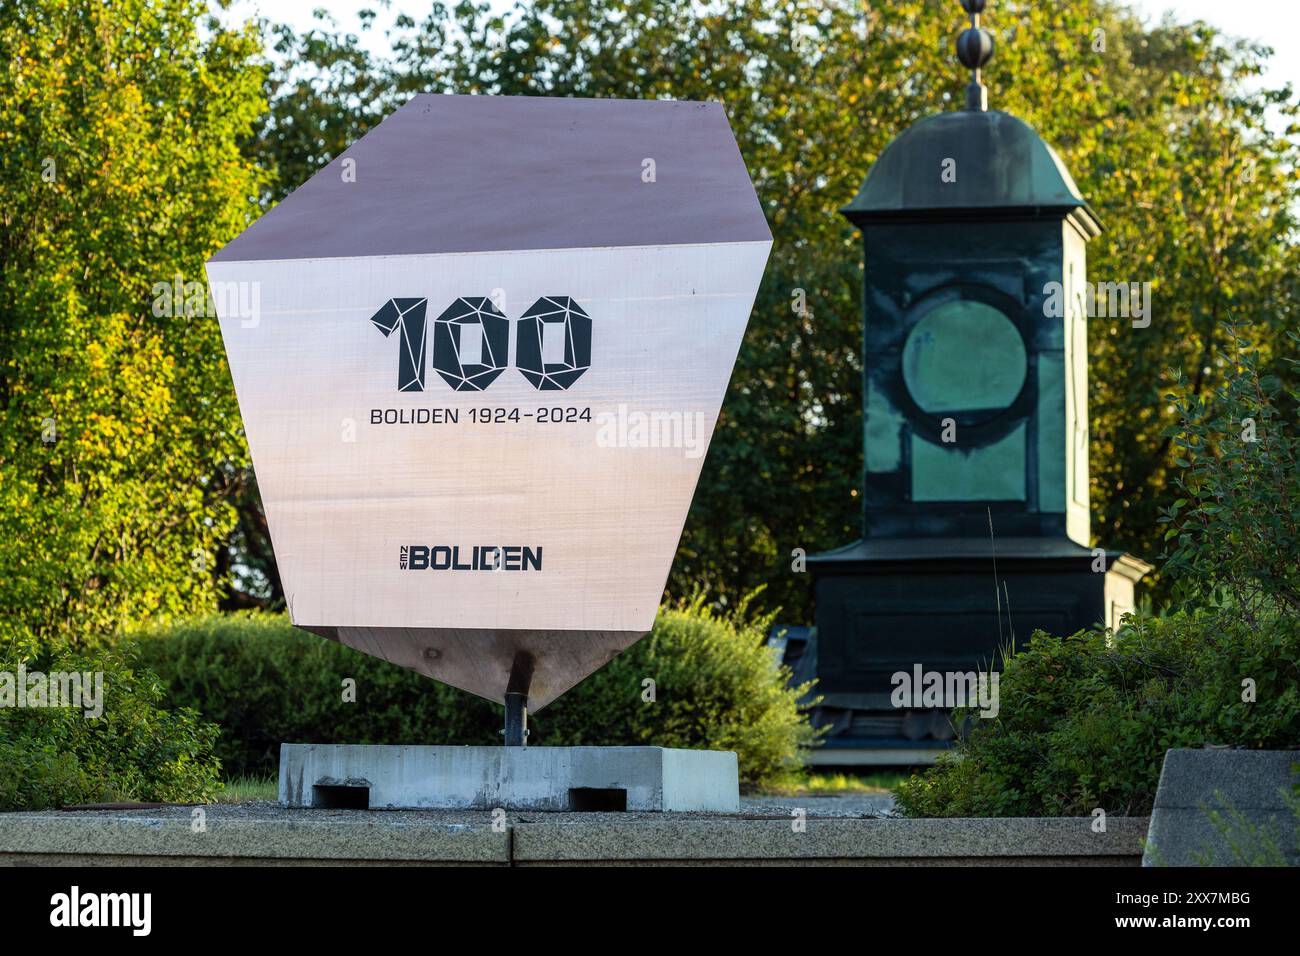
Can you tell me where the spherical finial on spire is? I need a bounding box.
[956,0,993,111]
[956,27,994,71]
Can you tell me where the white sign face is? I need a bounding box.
[207,95,770,707]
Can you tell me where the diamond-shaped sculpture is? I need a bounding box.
[206,94,771,709]
[516,296,592,390]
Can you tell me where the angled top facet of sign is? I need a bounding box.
[207,94,771,709]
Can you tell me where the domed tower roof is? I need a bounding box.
[842,0,1100,236]
[842,109,1101,236]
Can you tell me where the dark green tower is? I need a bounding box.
[807,0,1149,765]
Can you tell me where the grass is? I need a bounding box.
[215,771,910,803]
[757,771,908,796]
[216,774,278,803]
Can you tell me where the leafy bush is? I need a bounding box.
[136,598,818,788]
[1161,327,1300,618]
[134,614,501,776]
[542,598,820,787]
[0,643,222,811]
[897,330,1300,818]
[893,612,1300,818]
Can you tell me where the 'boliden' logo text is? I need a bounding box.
[401,545,542,571]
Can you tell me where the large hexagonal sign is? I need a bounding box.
[205,94,770,709]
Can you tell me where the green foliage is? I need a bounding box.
[136,600,818,788]
[247,10,392,206]
[1000,8,1300,585]
[214,773,279,804]
[893,612,1300,818]
[135,613,501,776]
[0,643,222,811]
[0,0,267,648]
[0,1,261,808]
[235,0,1300,617]
[542,597,821,787]
[1160,328,1300,617]
[3,0,1295,812]
[897,336,1300,818]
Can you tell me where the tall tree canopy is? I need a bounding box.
[3,0,1294,641]
[247,0,1298,620]
[0,0,266,647]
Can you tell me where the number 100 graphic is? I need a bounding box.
[368,295,592,392]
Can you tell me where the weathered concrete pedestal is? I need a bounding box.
[1143,748,1300,866]
[279,744,740,813]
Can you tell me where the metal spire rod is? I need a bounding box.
[956,0,995,111]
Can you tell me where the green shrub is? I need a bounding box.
[0,643,222,811]
[134,613,501,777]
[1160,327,1300,618]
[894,611,1300,817]
[543,598,820,787]
[136,598,818,788]
[898,330,1300,818]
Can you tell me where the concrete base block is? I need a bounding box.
[1143,748,1300,866]
[278,744,740,813]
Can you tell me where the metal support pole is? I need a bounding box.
[504,692,528,747]
[503,651,534,747]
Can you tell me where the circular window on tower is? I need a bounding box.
[902,298,1027,423]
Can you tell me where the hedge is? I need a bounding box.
[135,598,819,788]
[0,643,222,811]
[893,611,1300,817]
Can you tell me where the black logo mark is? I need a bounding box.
[516,296,592,391]
[368,298,429,392]
[368,296,590,393]
[433,297,511,392]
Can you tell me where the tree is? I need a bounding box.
[236,0,1300,621]
[998,5,1300,575]
[248,9,394,205]
[0,0,267,648]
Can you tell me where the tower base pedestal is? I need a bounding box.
[804,536,1151,763]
